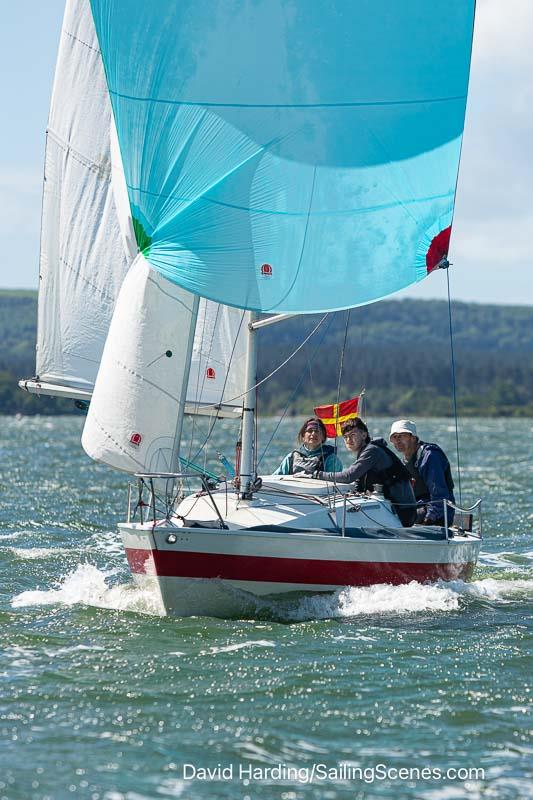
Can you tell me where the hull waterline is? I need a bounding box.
[120,523,481,618]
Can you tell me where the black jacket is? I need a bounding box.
[320,438,416,526]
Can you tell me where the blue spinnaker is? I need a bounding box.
[90,0,475,313]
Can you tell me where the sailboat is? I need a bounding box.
[21,0,482,617]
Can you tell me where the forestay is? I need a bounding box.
[89,0,475,313]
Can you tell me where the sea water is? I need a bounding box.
[1,415,531,799]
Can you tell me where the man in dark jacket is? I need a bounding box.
[389,419,455,526]
[317,418,416,527]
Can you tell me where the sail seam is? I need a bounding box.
[54,347,100,367]
[63,29,101,56]
[90,415,146,469]
[113,358,182,404]
[267,166,317,311]
[127,184,454,218]
[47,129,112,180]
[59,257,117,305]
[108,89,466,110]
[145,274,195,314]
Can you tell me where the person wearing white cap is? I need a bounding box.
[389,420,455,526]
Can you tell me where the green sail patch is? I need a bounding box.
[132,217,152,256]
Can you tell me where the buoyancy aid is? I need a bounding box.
[406,441,454,501]
[365,438,413,488]
[357,439,416,526]
[289,444,336,475]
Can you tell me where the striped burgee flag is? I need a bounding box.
[314,396,361,438]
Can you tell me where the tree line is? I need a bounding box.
[1,291,532,416]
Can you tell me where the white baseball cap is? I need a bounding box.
[389,419,417,439]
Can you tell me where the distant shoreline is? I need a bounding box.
[2,291,532,417]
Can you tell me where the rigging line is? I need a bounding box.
[336,311,351,411]
[446,269,462,504]
[186,302,221,462]
[192,311,330,417]
[303,318,335,507]
[189,310,247,463]
[326,309,352,500]
[257,314,335,467]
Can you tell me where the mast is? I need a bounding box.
[239,310,258,498]
[169,293,201,476]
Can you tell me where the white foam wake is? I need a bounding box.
[10,567,533,622]
[11,564,164,616]
[256,576,533,622]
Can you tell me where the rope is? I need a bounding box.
[191,312,329,465]
[327,310,352,496]
[231,313,330,403]
[188,310,246,463]
[257,314,335,467]
[335,310,351,410]
[446,268,462,503]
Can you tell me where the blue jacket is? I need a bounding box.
[408,442,455,523]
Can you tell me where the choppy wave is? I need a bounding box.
[11,562,532,623]
[200,641,276,655]
[10,546,72,560]
[11,564,164,616]
[259,575,533,622]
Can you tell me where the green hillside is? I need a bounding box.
[1,289,532,416]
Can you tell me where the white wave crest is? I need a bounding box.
[201,640,276,655]
[11,564,164,616]
[255,576,533,622]
[11,546,71,560]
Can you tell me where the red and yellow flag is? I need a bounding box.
[314,396,360,438]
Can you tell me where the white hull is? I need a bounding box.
[119,476,482,617]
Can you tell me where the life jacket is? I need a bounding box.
[357,439,416,526]
[365,438,413,487]
[406,441,454,501]
[289,444,336,475]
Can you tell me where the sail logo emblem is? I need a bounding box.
[206,367,216,380]
[260,263,273,277]
[130,432,142,447]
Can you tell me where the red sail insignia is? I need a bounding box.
[426,226,451,273]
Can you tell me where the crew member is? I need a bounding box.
[389,419,455,526]
[274,417,343,475]
[318,418,416,527]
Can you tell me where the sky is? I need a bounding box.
[1,0,532,306]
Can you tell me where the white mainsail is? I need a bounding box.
[35,0,130,394]
[24,0,247,421]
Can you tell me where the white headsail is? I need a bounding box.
[81,254,198,474]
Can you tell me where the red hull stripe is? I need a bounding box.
[126,547,474,586]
